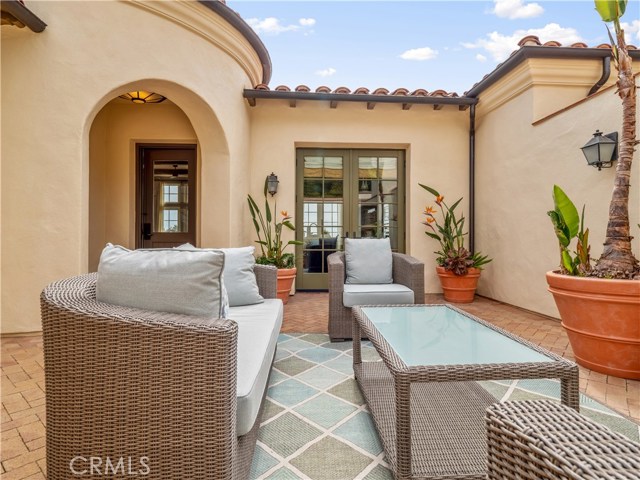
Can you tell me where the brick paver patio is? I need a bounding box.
[2,293,639,479]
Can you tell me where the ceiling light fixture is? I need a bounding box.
[119,91,166,104]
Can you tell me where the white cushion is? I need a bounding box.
[231,299,283,436]
[96,244,227,318]
[220,247,264,307]
[345,238,393,284]
[176,244,263,307]
[343,283,414,308]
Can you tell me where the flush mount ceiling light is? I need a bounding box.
[119,91,166,104]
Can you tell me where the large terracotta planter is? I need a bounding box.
[436,266,481,303]
[276,267,297,305]
[546,271,640,379]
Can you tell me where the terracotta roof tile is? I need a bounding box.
[629,45,638,50]
[410,89,429,96]
[543,41,561,47]
[570,42,589,48]
[372,88,389,95]
[596,43,612,49]
[430,89,449,97]
[391,88,410,96]
[518,35,541,47]
[295,85,311,92]
[334,86,351,94]
[315,86,331,93]
[255,83,270,90]
[275,85,290,92]
[353,87,370,94]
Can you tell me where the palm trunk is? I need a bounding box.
[593,24,639,278]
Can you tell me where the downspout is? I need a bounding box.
[469,104,476,254]
[588,57,611,96]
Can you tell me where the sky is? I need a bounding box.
[227,0,640,94]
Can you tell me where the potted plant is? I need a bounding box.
[420,184,492,303]
[248,181,302,304]
[546,0,639,379]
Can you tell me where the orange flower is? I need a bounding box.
[424,206,437,215]
[426,217,435,224]
[281,210,291,220]
[435,195,444,205]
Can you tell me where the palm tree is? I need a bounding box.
[592,0,639,278]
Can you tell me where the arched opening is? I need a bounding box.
[86,80,232,271]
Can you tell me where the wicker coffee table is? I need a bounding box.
[352,304,579,480]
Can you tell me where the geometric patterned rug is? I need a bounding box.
[251,333,640,479]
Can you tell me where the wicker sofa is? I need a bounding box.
[41,265,279,480]
[327,251,425,341]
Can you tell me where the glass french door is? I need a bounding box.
[295,149,405,290]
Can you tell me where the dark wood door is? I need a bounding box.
[137,145,197,248]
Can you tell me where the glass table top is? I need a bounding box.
[360,306,552,367]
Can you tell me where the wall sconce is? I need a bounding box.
[580,130,618,171]
[266,172,279,196]
[119,91,166,104]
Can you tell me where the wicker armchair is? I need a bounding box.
[486,400,640,479]
[327,251,424,341]
[41,265,277,480]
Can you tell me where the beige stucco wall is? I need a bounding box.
[248,101,471,293]
[89,101,198,271]
[1,1,262,333]
[475,71,640,318]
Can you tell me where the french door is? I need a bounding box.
[136,144,197,248]
[295,149,405,290]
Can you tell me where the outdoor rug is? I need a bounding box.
[250,333,640,480]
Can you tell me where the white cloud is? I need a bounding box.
[399,47,438,61]
[315,67,336,77]
[492,0,543,19]
[476,54,488,62]
[621,19,640,44]
[463,23,582,61]
[245,17,316,35]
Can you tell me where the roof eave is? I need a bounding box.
[1,0,46,32]
[465,46,640,98]
[198,0,272,85]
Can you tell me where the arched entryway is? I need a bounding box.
[85,80,232,271]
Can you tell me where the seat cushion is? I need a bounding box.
[345,238,393,284]
[231,299,283,436]
[343,283,414,308]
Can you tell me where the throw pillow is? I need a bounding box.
[176,244,264,307]
[345,238,393,284]
[96,244,227,318]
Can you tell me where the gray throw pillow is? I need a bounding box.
[176,244,264,307]
[96,244,227,318]
[345,238,393,284]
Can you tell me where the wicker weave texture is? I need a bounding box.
[327,252,424,341]
[353,304,581,480]
[486,400,640,480]
[41,269,277,480]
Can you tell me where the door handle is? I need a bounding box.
[142,223,152,240]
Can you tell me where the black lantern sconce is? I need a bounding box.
[266,172,279,196]
[580,130,618,171]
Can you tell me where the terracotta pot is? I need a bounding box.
[546,271,640,379]
[276,267,297,305]
[436,266,481,303]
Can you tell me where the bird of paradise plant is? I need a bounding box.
[420,184,492,275]
[247,179,302,269]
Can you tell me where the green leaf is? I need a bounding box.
[287,240,304,246]
[449,198,463,212]
[425,232,441,241]
[594,0,626,22]
[552,185,580,239]
[561,250,575,274]
[265,198,272,223]
[418,183,440,197]
[282,220,296,230]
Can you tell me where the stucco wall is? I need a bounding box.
[475,79,640,318]
[88,101,198,271]
[1,1,261,333]
[248,101,471,293]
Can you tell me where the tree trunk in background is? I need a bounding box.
[593,26,639,278]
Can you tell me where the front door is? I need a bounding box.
[136,144,197,248]
[295,148,405,290]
